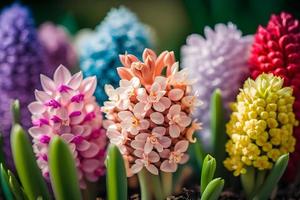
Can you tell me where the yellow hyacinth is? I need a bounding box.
[224,74,298,176]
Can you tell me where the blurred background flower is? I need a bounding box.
[79,6,153,104]
[38,22,77,75]
[0,3,46,170]
[181,23,252,146]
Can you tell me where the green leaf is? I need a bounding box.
[11,100,20,124]
[201,178,224,200]
[210,89,226,177]
[8,170,27,200]
[201,154,216,194]
[0,164,13,200]
[48,136,82,200]
[193,136,206,169]
[253,154,289,200]
[0,133,5,164]
[106,145,128,200]
[10,124,50,200]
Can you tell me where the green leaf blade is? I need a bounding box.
[210,89,226,177]
[201,178,224,200]
[48,136,81,200]
[201,154,216,193]
[106,145,128,200]
[254,154,289,200]
[10,124,50,200]
[0,164,14,200]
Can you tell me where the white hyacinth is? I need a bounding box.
[181,22,253,146]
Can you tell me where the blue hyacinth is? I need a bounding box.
[79,6,153,104]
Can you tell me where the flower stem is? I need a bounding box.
[161,172,173,198]
[240,167,255,199]
[138,169,152,200]
[150,172,164,200]
[252,170,266,197]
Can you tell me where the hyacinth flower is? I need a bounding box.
[38,22,77,75]
[102,48,202,198]
[27,65,107,189]
[181,22,253,147]
[0,4,46,170]
[79,6,152,105]
[249,12,300,182]
[224,74,297,198]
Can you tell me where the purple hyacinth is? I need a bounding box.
[38,22,77,76]
[0,4,45,169]
[181,23,253,146]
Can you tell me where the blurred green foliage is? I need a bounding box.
[1,0,299,59]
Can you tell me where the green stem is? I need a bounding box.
[240,167,255,199]
[161,172,172,198]
[251,170,266,198]
[138,169,152,200]
[150,172,164,200]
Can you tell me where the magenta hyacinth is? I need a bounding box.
[38,22,77,76]
[0,4,46,169]
[28,65,107,188]
[181,23,253,146]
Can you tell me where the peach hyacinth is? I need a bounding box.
[103,48,202,175]
[28,65,107,188]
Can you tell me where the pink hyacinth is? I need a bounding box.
[28,65,106,188]
[102,49,202,176]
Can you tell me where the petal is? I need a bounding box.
[159,137,172,148]
[152,127,166,136]
[169,125,180,138]
[54,65,72,84]
[139,120,150,130]
[68,71,83,90]
[28,125,51,138]
[148,151,160,162]
[160,97,171,109]
[150,112,164,124]
[153,101,165,112]
[179,114,192,127]
[61,133,74,142]
[159,149,170,158]
[154,143,164,152]
[77,140,91,151]
[81,159,101,173]
[135,133,149,141]
[160,160,177,172]
[81,142,100,158]
[40,74,56,93]
[144,141,153,154]
[131,140,145,150]
[118,111,132,121]
[174,140,189,152]
[34,90,51,102]
[133,102,147,118]
[168,89,184,101]
[131,162,143,174]
[169,105,181,116]
[179,154,189,164]
[146,164,158,175]
[80,76,97,97]
[28,102,46,115]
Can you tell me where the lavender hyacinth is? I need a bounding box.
[38,22,77,75]
[79,6,153,104]
[181,23,252,146]
[0,4,45,169]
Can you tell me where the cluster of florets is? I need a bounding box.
[102,48,201,176]
[28,65,107,188]
[224,74,298,176]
